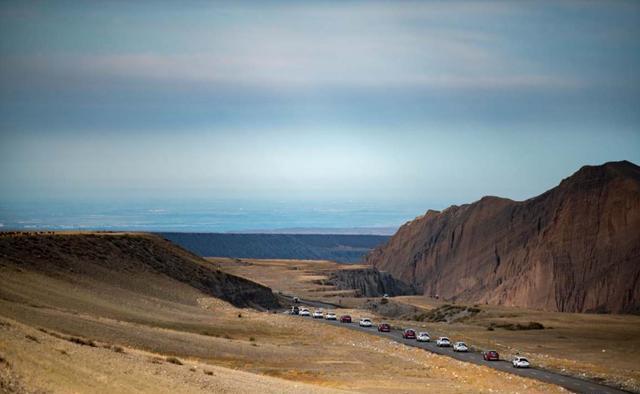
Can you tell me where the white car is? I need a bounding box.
[512,356,530,368]
[436,337,451,347]
[312,309,324,319]
[325,311,337,320]
[417,332,431,342]
[453,342,468,352]
[359,318,373,327]
[299,308,310,316]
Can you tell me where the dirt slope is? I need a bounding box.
[0,232,279,309]
[367,161,640,313]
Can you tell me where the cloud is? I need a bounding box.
[0,1,584,93]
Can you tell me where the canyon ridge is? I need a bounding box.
[366,161,640,313]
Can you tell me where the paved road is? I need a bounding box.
[285,298,629,394]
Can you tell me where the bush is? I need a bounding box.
[68,337,97,347]
[249,337,256,342]
[25,334,39,343]
[488,321,544,331]
[166,356,183,365]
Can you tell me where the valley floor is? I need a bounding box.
[1,255,560,393]
[213,257,640,393]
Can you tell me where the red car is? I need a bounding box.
[402,329,417,339]
[340,315,352,323]
[483,350,500,361]
[377,323,391,332]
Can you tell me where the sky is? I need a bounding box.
[1,1,639,230]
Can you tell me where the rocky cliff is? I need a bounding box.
[366,161,640,313]
[327,268,417,297]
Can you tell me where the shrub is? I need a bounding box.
[166,356,183,365]
[68,337,97,347]
[25,334,39,343]
[249,337,256,342]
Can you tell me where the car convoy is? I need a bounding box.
[289,304,528,368]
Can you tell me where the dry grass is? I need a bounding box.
[0,234,565,393]
[391,296,640,392]
[217,258,640,393]
[210,257,366,299]
[0,254,561,392]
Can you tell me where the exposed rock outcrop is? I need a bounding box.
[366,161,640,313]
[327,268,417,297]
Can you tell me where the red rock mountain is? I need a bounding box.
[366,161,640,313]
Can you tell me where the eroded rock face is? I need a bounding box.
[366,161,640,313]
[327,268,417,297]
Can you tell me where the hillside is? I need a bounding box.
[366,161,640,313]
[161,233,389,263]
[0,232,279,309]
[0,232,562,393]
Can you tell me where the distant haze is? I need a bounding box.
[1,1,639,231]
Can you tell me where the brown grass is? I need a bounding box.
[215,257,640,392]
[0,234,565,393]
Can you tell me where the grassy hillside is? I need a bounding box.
[0,232,279,309]
[161,233,389,263]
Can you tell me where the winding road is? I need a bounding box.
[282,296,629,394]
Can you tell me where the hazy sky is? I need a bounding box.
[1,1,639,210]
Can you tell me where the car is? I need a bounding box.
[383,293,390,299]
[402,329,417,339]
[312,309,324,319]
[482,350,500,361]
[340,315,352,323]
[290,305,299,315]
[417,332,431,342]
[512,356,530,368]
[436,337,451,347]
[293,296,300,303]
[299,308,310,316]
[377,323,391,332]
[359,318,373,327]
[453,342,468,352]
[325,311,337,320]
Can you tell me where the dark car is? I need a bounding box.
[340,315,352,323]
[377,323,391,332]
[402,329,417,339]
[483,350,500,361]
[291,305,300,315]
